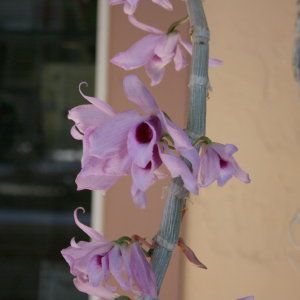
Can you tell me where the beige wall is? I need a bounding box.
[182,0,300,299]
[105,0,300,299]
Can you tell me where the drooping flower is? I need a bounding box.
[68,74,199,208]
[61,207,157,299]
[109,0,173,15]
[111,16,222,86]
[198,141,250,187]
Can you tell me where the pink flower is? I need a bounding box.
[109,0,173,15]
[68,74,199,208]
[199,142,250,187]
[111,16,222,86]
[61,208,157,299]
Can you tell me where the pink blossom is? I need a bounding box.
[198,142,250,187]
[61,207,157,299]
[111,16,222,86]
[109,0,173,15]
[68,74,199,208]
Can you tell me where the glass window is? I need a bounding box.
[0,1,97,299]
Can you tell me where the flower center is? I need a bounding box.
[144,161,152,170]
[219,158,228,169]
[136,122,153,143]
[96,255,103,266]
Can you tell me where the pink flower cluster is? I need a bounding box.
[61,0,251,298]
[111,15,222,86]
[61,208,156,299]
[69,74,200,208]
[69,74,250,209]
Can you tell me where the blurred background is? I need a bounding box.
[0,1,96,299]
[1,0,300,300]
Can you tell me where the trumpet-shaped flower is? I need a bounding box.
[111,16,222,86]
[109,0,173,15]
[198,142,250,187]
[61,207,157,299]
[68,74,199,208]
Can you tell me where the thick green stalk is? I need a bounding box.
[139,0,209,299]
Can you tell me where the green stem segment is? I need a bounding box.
[141,0,210,299]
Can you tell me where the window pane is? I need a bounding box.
[0,1,97,299]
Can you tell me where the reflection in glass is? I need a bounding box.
[0,1,97,299]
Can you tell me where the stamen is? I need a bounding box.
[136,122,153,143]
[220,158,228,169]
[96,255,102,266]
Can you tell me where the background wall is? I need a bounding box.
[106,0,300,299]
[182,0,300,299]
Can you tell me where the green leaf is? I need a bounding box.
[113,236,132,246]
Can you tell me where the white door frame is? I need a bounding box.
[90,1,110,300]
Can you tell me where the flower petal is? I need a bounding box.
[210,143,250,185]
[124,0,139,15]
[210,143,238,159]
[89,110,143,158]
[131,164,154,192]
[79,82,115,117]
[179,38,192,55]
[111,34,162,70]
[74,207,108,242]
[217,161,235,186]
[152,0,173,10]
[199,146,220,187]
[231,159,251,184]
[109,0,124,5]
[123,74,160,114]
[87,255,106,287]
[145,56,168,86]
[159,113,200,175]
[128,15,164,34]
[131,185,148,209]
[160,151,198,195]
[68,104,112,134]
[208,58,223,66]
[61,241,112,279]
[173,45,188,71]
[74,276,118,299]
[76,154,131,191]
[129,243,157,297]
[76,169,121,192]
[109,246,130,290]
[159,113,192,150]
[237,297,254,300]
[154,32,179,60]
[127,116,162,167]
[70,125,83,140]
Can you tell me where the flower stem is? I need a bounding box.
[140,0,210,299]
[167,15,189,34]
